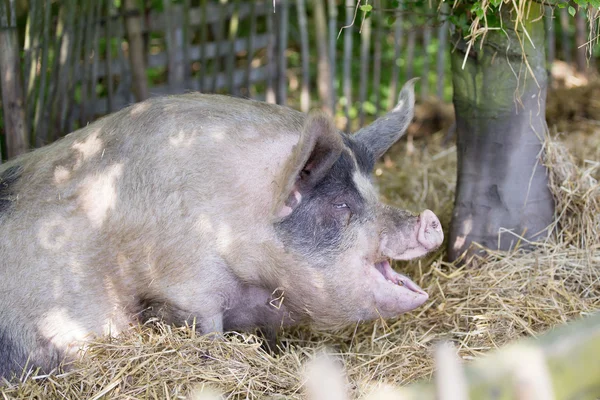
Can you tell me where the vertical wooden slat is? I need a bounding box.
[327,0,337,111]
[266,0,277,103]
[23,0,38,92]
[114,4,133,106]
[174,5,185,90]
[198,0,208,92]
[124,0,149,101]
[244,0,257,97]
[421,23,432,100]
[387,0,403,108]
[226,0,240,95]
[33,0,51,146]
[65,0,88,133]
[106,0,115,113]
[343,0,353,132]
[88,0,104,123]
[559,7,572,64]
[277,0,289,105]
[405,27,416,80]
[312,0,332,114]
[371,0,382,116]
[211,0,227,92]
[24,0,42,129]
[436,1,449,100]
[0,0,29,159]
[80,0,97,126]
[182,0,191,86]
[50,0,76,140]
[296,0,310,112]
[358,10,371,127]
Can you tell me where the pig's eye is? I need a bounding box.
[333,203,349,209]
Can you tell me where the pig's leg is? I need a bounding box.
[199,313,224,334]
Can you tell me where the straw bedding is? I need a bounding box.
[1,111,599,399]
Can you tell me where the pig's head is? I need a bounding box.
[270,80,443,328]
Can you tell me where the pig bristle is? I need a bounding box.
[1,129,597,400]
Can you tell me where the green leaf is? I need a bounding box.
[360,4,373,13]
[386,15,397,25]
[568,5,576,16]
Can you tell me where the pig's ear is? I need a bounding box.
[354,78,417,159]
[272,112,343,219]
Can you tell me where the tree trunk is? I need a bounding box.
[0,0,29,159]
[448,3,554,262]
[124,0,149,101]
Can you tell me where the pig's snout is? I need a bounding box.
[417,209,444,251]
[379,208,444,260]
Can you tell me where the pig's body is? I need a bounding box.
[0,82,443,379]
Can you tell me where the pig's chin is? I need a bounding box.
[368,260,428,317]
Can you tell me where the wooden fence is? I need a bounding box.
[0,0,597,161]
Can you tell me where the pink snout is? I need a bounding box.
[418,209,444,251]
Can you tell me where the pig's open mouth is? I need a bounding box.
[373,260,427,295]
[368,259,429,317]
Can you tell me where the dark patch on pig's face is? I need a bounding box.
[0,165,22,215]
[276,150,369,262]
[343,136,375,174]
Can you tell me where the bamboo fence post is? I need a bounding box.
[65,0,87,133]
[106,0,115,113]
[211,0,226,92]
[182,0,191,87]
[79,0,96,126]
[296,0,310,112]
[88,0,104,124]
[124,0,149,101]
[33,0,51,147]
[277,0,289,105]
[24,0,41,128]
[421,22,432,100]
[56,0,77,136]
[358,10,371,127]
[371,0,382,116]
[244,0,257,97]
[312,0,332,114]
[114,3,133,106]
[327,0,337,111]
[265,0,276,103]
[0,0,29,159]
[405,26,416,80]
[343,0,353,132]
[198,0,208,92]
[387,0,403,108]
[226,0,240,95]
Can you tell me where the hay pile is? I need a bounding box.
[1,125,599,399]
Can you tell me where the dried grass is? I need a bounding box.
[1,124,599,399]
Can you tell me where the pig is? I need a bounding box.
[0,80,443,380]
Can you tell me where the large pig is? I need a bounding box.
[0,81,443,379]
